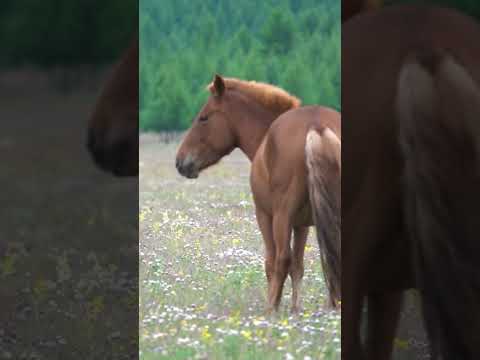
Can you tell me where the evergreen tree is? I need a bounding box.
[139,0,341,131]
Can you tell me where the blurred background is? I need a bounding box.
[0,0,136,92]
[0,1,138,359]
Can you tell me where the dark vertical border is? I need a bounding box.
[0,1,139,358]
[342,1,480,359]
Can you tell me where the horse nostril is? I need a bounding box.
[112,139,130,158]
[175,158,181,170]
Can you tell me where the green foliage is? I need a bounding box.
[140,0,340,131]
[0,0,137,67]
[261,8,296,55]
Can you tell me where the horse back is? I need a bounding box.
[251,106,340,225]
[343,4,480,291]
[266,106,340,184]
[343,5,480,214]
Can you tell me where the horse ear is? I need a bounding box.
[210,74,225,97]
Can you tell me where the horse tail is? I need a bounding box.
[397,48,480,358]
[305,126,341,308]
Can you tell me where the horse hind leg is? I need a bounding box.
[255,208,275,293]
[366,291,403,360]
[342,281,365,360]
[267,211,292,312]
[290,226,308,314]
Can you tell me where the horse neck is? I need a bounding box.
[229,94,284,161]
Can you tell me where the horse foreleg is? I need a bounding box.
[290,226,308,314]
[267,212,292,312]
[367,291,403,360]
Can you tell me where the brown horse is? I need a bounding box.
[176,75,341,313]
[343,4,480,359]
[87,38,139,176]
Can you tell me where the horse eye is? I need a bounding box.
[199,115,208,122]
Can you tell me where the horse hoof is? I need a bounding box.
[290,306,301,315]
[264,306,279,318]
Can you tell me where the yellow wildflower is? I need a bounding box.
[201,326,212,342]
[394,338,409,350]
[87,295,105,321]
[33,278,48,299]
[240,330,252,340]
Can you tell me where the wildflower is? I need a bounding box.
[33,278,48,299]
[201,326,212,343]
[196,304,207,312]
[152,222,162,232]
[177,337,190,345]
[162,211,170,223]
[1,254,17,276]
[226,310,241,325]
[87,295,104,321]
[394,338,409,350]
[240,330,252,340]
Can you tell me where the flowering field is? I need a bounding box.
[0,90,138,359]
[139,135,341,360]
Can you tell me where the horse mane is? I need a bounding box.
[207,77,301,114]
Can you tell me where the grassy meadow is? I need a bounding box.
[0,81,138,359]
[139,135,341,360]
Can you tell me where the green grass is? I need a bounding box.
[139,135,340,360]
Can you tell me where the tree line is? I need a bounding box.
[140,0,340,131]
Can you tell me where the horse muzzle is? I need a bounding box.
[175,155,199,179]
[87,128,138,177]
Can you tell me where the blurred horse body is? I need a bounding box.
[87,39,139,176]
[176,75,341,312]
[342,0,382,22]
[343,4,480,359]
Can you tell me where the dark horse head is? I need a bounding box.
[87,39,139,177]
